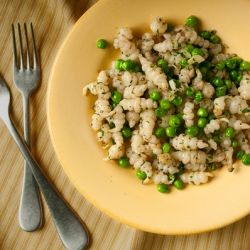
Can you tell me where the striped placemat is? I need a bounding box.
[0,0,250,249]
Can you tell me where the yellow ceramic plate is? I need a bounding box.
[47,0,250,234]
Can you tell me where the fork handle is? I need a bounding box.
[19,94,43,232]
[3,115,89,250]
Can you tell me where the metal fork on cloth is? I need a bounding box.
[0,75,89,249]
[12,23,42,232]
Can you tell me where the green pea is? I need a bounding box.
[165,127,177,137]
[239,61,250,71]
[186,125,199,138]
[194,91,204,102]
[212,77,224,87]
[111,91,122,104]
[154,127,165,138]
[169,115,181,127]
[122,60,134,71]
[199,67,208,79]
[155,107,166,117]
[114,59,124,70]
[157,58,167,67]
[157,59,170,74]
[236,150,244,159]
[197,118,208,128]
[166,23,174,32]
[192,48,203,57]
[242,154,250,165]
[233,57,243,66]
[213,135,220,144]
[162,142,171,153]
[197,108,208,117]
[172,96,183,106]
[109,122,115,129]
[178,165,185,175]
[224,79,232,90]
[131,63,141,73]
[225,58,236,69]
[208,113,216,121]
[150,91,161,101]
[184,44,194,54]
[111,102,117,109]
[185,87,195,97]
[235,74,243,85]
[97,39,108,48]
[196,128,204,139]
[180,58,189,68]
[185,15,197,27]
[200,60,212,69]
[209,34,219,44]
[157,183,169,193]
[118,157,129,168]
[176,113,184,123]
[200,31,211,40]
[225,127,236,138]
[231,139,238,148]
[174,179,184,190]
[215,85,227,98]
[136,170,147,180]
[121,126,132,138]
[230,70,238,80]
[160,99,172,110]
[215,61,225,70]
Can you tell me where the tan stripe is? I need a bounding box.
[227,222,236,249]
[193,234,201,249]
[0,152,22,219]
[117,227,134,250]
[130,229,140,250]
[238,217,249,250]
[33,212,53,249]
[158,235,167,249]
[179,235,188,250]
[204,231,212,250]
[169,235,177,250]
[107,223,124,249]
[94,217,113,248]
[0,173,20,249]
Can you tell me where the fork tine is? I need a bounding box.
[24,23,30,70]
[11,24,18,70]
[18,23,24,70]
[30,23,39,69]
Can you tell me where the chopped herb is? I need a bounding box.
[152,153,157,158]
[243,108,250,113]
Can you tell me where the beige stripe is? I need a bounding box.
[116,227,134,250]
[238,216,250,250]
[193,233,201,250]
[93,217,112,249]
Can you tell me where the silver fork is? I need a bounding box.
[12,23,42,232]
[0,75,89,249]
